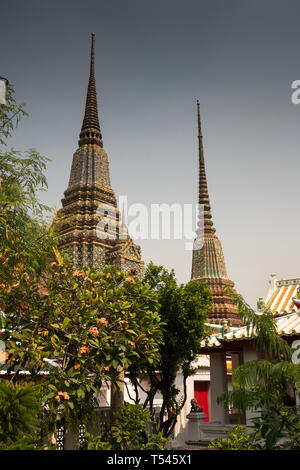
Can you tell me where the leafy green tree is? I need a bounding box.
[0,151,56,286]
[127,261,212,438]
[0,381,44,449]
[0,84,60,448]
[1,260,163,432]
[0,83,56,291]
[0,83,28,145]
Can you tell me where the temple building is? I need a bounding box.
[191,101,240,327]
[58,33,143,277]
[196,273,300,447]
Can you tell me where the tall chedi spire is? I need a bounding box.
[191,101,240,326]
[79,32,103,148]
[58,34,143,276]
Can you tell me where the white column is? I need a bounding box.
[230,352,246,424]
[210,351,229,424]
[242,346,261,426]
[64,428,77,450]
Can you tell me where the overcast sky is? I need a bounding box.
[2,0,300,307]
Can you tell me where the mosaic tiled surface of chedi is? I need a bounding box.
[58,34,143,278]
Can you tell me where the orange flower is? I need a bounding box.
[128,340,135,347]
[89,326,99,336]
[127,267,137,276]
[73,270,85,277]
[79,346,90,354]
[103,366,109,371]
[56,391,70,401]
[125,276,134,283]
[74,364,80,370]
[97,317,108,328]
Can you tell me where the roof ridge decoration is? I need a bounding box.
[200,310,300,350]
[276,278,300,287]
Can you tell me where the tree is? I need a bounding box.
[0,82,28,145]
[127,261,212,437]
[0,381,45,450]
[0,83,63,449]
[0,83,56,291]
[1,260,163,434]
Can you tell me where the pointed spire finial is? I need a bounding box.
[79,33,103,147]
[197,100,215,235]
[197,100,202,139]
[119,203,129,240]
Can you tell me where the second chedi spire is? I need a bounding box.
[192,101,240,326]
[197,100,215,236]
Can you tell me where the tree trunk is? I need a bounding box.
[110,367,125,422]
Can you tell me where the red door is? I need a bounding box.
[194,381,209,422]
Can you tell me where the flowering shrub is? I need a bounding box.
[1,260,163,426]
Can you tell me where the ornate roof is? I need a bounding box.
[262,274,300,315]
[200,311,300,350]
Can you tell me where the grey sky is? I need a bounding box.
[1,0,300,307]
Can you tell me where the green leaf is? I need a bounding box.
[266,427,278,449]
[77,389,85,399]
[63,317,71,329]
